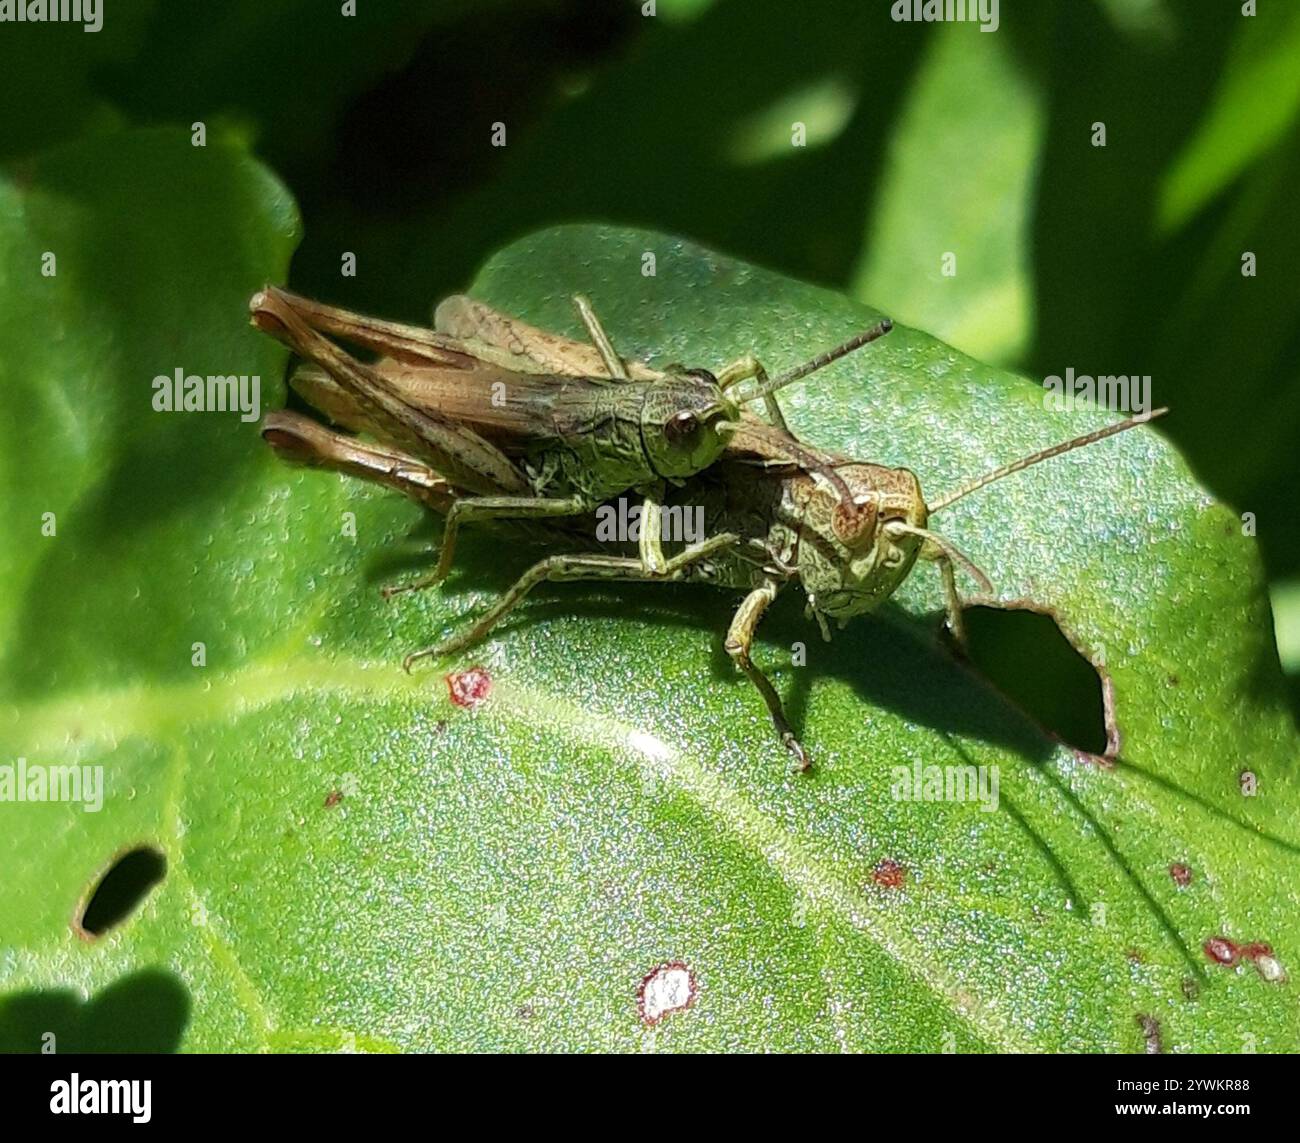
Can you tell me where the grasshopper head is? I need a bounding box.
[796,463,929,621]
[642,371,738,480]
[804,408,1170,627]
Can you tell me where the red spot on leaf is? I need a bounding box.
[323,790,343,808]
[1237,941,1274,961]
[1169,862,1192,887]
[872,858,906,889]
[446,666,492,709]
[1204,936,1238,965]
[1203,936,1286,981]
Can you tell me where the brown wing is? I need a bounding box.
[433,295,664,380]
[367,360,622,449]
[253,287,530,496]
[290,355,634,456]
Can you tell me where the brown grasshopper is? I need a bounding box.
[259,305,1166,769]
[250,286,890,591]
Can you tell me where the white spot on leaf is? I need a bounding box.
[638,962,697,1025]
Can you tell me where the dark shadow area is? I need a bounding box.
[960,605,1108,755]
[1111,753,1300,858]
[77,847,167,939]
[949,734,1204,979]
[284,0,929,323]
[414,532,1059,765]
[326,2,637,215]
[1010,2,1300,586]
[0,969,189,1053]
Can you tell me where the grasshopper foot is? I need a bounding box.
[783,732,812,773]
[402,647,437,673]
[381,570,447,602]
[402,628,470,671]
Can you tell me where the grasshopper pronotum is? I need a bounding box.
[258,296,1165,769]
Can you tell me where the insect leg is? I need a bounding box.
[261,410,457,514]
[251,289,531,497]
[934,553,967,647]
[382,495,589,599]
[716,354,791,433]
[638,486,667,575]
[255,286,468,367]
[571,295,629,380]
[404,531,741,667]
[724,581,809,772]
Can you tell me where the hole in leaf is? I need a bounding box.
[76,846,166,939]
[960,606,1108,755]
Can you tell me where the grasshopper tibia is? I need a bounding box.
[725,581,811,772]
[402,531,741,670]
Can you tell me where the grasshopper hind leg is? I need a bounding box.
[380,494,589,600]
[404,531,740,669]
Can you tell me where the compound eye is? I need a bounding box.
[832,496,878,548]
[664,410,700,442]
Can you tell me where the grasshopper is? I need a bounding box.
[250,286,890,590]
[262,337,1166,769]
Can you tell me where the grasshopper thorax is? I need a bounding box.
[795,463,929,621]
[641,371,738,480]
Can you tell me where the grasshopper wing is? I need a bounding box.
[434,295,664,381]
[253,288,530,497]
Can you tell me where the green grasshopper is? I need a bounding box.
[263,341,1166,769]
[250,286,890,590]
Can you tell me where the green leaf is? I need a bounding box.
[849,21,1043,366]
[3,214,1297,1053]
[1158,1,1300,233]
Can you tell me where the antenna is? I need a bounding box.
[928,408,1168,515]
[883,520,993,593]
[731,319,893,406]
[721,419,879,544]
